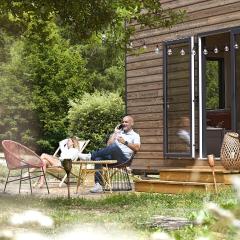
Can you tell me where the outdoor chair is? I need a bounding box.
[47,139,90,187]
[104,153,135,191]
[2,140,49,194]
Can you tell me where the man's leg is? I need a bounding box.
[91,143,128,163]
[89,143,128,193]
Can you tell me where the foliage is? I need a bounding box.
[0,33,39,148]
[0,19,91,152]
[0,15,126,152]
[21,20,90,152]
[81,37,125,96]
[68,91,124,151]
[0,0,186,44]
[206,60,220,110]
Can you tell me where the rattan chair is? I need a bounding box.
[104,153,135,191]
[2,140,49,194]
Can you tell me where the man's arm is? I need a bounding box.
[107,133,116,145]
[117,136,140,152]
[107,125,122,145]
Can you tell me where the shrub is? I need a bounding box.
[68,91,125,151]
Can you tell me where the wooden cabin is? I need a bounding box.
[126,0,240,183]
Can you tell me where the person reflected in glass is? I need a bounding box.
[177,116,190,146]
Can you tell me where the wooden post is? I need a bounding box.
[207,154,218,193]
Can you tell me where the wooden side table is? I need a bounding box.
[72,160,117,193]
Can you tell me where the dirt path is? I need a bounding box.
[0,180,121,199]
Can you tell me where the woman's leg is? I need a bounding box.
[41,153,60,166]
[38,154,60,188]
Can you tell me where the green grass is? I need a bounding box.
[0,187,239,239]
[0,164,239,239]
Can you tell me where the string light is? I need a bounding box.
[224,45,229,52]
[203,47,208,55]
[143,41,147,49]
[213,46,219,54]
[180,49,185,56]
[155,45,160,54]
[128,41,133,49]
[167,48,172,55]
[102,32,106,43]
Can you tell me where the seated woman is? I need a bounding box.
[37,137,79,188]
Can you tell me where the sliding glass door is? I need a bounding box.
[164,37,195,158]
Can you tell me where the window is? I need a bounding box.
[205,58,225,110]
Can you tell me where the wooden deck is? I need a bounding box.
[134,166,239,194]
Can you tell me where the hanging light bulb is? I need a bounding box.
[213,47,219,54]
[142,41,147,49]
[224,45,229,52]
[167,48,172,55]
[203,47,208,55]
[192,48,196,55]
[128,41,133,49]
[102,32,106,43]
[180,48,185,56]
[234,43,239,49]
[155,45,160,54]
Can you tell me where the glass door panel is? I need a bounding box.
[164,39,192,157]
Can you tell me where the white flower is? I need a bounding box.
[10,210,53,228]
[205,202,234,221]
[195,210,207,225]
[195,237,209,240]
[231,176,240,200]
[0,230,14,239]
[57,225,139,240]
[232,219,240,229]
[151,231,174,240]
[16,232,50,240]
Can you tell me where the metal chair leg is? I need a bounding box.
[27,168,33,194]
[3,170,10,192]
[41,167,50,194]
[19,169,23,193]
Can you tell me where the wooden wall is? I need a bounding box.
[127,0,240,171]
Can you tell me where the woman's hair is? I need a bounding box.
[70,136,79,149]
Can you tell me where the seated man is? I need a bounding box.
[78,115,141,193]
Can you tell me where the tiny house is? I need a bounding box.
[126,0,240,173]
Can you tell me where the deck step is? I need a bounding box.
[159,168,240,184]
[134,179,223,194]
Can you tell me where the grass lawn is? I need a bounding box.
[0,186,239,240]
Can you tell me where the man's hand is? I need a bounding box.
[117,136,125,145]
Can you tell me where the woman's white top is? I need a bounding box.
[59,139,79,160]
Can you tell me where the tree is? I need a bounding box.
[68,91,125,151]
[0,34,39,149]
[21,20,90,152]
[0,0,185,44]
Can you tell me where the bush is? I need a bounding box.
[68,91,125,151]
